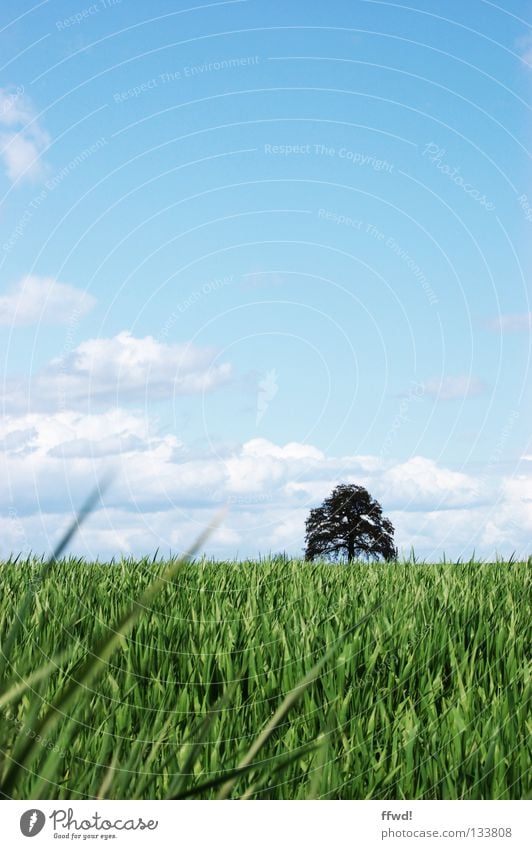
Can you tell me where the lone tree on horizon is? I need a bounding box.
[304,484,397,563]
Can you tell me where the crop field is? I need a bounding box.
[0,555,530,800]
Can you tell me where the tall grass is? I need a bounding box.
[0,511,529,799]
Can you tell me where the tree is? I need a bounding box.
[304,484,397,562]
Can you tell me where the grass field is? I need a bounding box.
[0,555,530,800]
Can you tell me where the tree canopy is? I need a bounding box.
[304,484,397,562]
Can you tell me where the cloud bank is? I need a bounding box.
[1,410,529,561]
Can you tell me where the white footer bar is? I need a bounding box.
[3,800,529,848]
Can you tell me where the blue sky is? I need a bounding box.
[1,0,531,559]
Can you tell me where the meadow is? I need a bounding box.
[0,552,530,800]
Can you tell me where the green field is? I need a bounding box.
[0,556,530,800]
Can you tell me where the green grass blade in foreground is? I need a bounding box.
[0,509,225,796]
[96,750,121,800]
[307,713,336,800]
[0,481,110,687]
[216,603,382,800]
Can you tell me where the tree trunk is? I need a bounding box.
[347,535,355,562]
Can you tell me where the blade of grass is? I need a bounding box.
[307,713,336,799]
[96,749,121,800]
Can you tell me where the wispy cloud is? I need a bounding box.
[0,85,49,182]
[256,369,279,425]
[0,275,95,326]
[489,312,532,333]
[422,374,485,400]
[516,32,532,67]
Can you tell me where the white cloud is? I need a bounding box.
[0,86,49,182]
[54,331,232,399]
[0,275,95,326]
[380,457,480,509]
[1,415,530,561]
[243,438,324,461]
[0,87,36,127]
[1,330,232,411]
[1,134,45,183]
[422,374,485,400]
